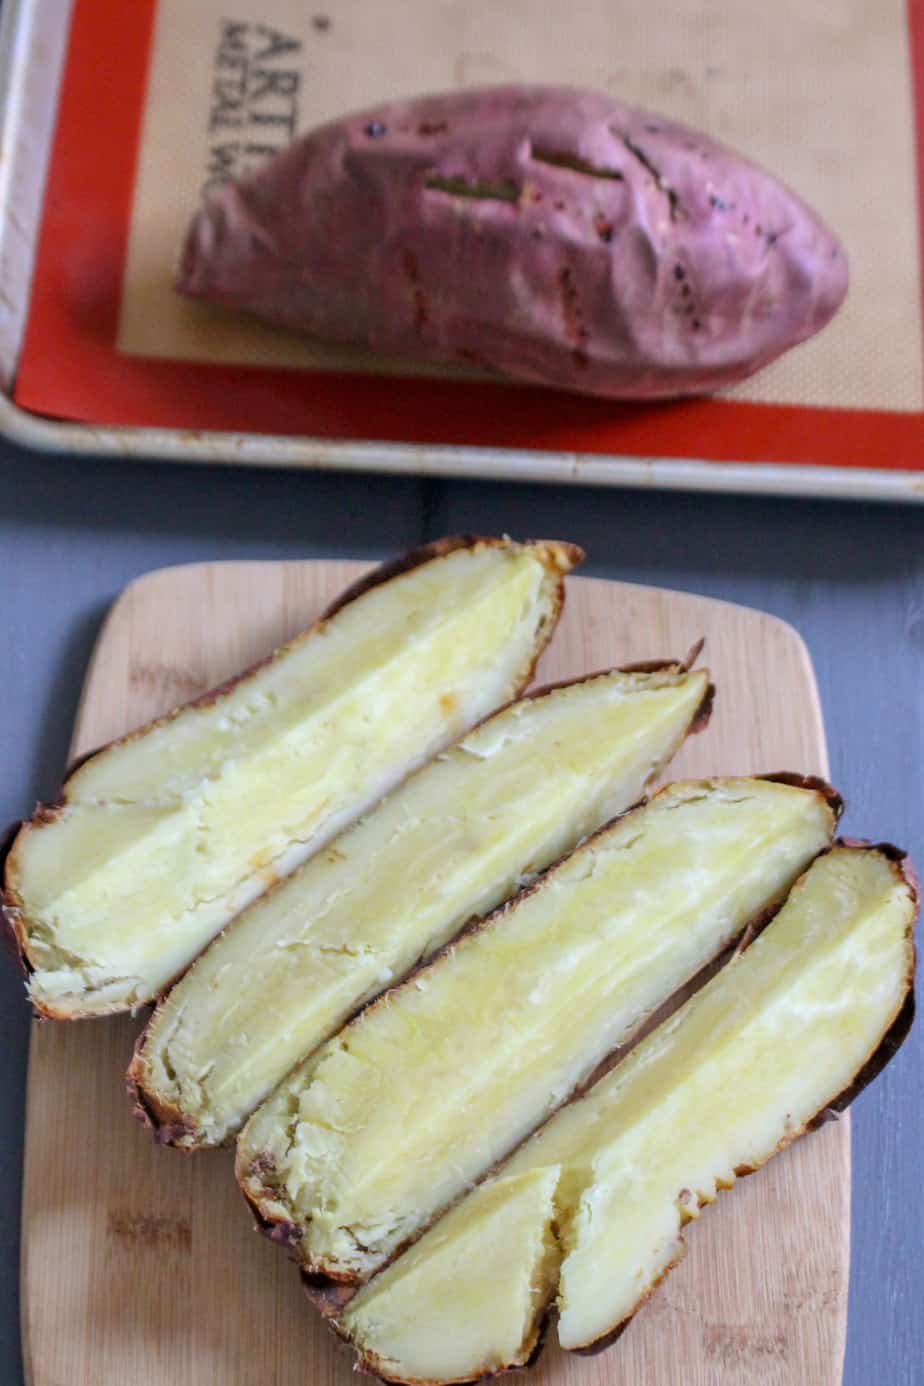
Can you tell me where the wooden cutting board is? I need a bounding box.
[20,561,849,1386]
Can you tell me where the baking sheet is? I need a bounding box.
[119,0,923,416]
[8,0,924,477]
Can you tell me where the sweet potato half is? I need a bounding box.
[131,660,712,1148]
[179,85,847,399]
[237,775,840,1282]
[3,536,578,1018]
[338,842,918,1384]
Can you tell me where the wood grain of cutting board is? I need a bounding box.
[19,560,849,1386]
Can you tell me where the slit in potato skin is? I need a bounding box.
[423,174,521,203]
[614,131,683,221]
[530,147,625,181]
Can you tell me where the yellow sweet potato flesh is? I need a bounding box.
[340,845,914,1382]
[238,777,835,1281]
[134,666,709,1146]
[8,540,571,1017]
[551,845,914,1351]
[342,1169,562,1385]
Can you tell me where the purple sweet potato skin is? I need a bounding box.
[177,84,848,400]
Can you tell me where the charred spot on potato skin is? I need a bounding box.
[593,212,615,243]
[364,120,386,138]
[559,266,590,358]
[312,15,331,31]
[709,193,729,211]
[417,120,449,136]
[559,266,578,333]
[401,249,430,333]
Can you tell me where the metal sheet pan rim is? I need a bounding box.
[3,391,922,502]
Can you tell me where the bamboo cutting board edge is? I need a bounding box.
[20,561,849,1386]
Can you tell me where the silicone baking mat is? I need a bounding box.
[13,0,924,470]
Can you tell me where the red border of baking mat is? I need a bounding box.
[12,0,924,468]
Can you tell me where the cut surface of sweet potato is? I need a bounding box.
[339,842,916,1382]
[339,1169,561,1385]
[131,663,711,1147]
[238,775,839,1282]
[4,537,578,1018]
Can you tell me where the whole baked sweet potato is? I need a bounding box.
[178,84,848,399]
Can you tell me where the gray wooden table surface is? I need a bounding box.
[1,440,921,1385]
